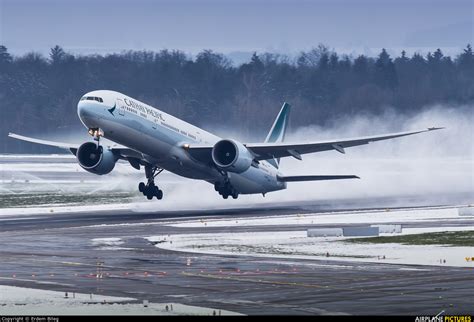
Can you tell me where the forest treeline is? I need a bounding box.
[0,44,473,153]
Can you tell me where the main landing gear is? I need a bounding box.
[214,181,239,199]
[139,165,164,200]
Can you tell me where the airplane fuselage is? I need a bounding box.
[77,90,286,195]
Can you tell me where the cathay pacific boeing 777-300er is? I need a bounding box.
[8,90,443,200]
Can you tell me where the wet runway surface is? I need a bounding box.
[1,201,473,315]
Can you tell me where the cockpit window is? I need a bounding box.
[81,96,103,103]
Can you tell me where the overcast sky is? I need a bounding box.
[1,0,472,63]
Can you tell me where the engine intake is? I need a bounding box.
[76,142,116,175]
[212,139,253,173]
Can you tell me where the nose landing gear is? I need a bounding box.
[139,165,164,200]
[88,128,104,147]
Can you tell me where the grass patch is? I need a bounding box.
[0,192,136,208]
[347,231,474,247]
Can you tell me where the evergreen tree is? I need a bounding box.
[0,45,13,65]
[49,45,66,64]
[374,48,398,88]
[458,44,473,69]
[353,55,370,83]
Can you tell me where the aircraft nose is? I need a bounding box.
[77,101,98,128]
[77,101,92,120]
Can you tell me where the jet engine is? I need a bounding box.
[211,139,253,173]
[76,142,116,175]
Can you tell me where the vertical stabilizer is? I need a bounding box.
[265,102,291,168]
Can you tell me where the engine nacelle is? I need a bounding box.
[212,139,253,173]
[76,142,116,175]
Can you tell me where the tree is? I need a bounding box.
[374,48,398,88]
[458,44,473,69]
[296,44,330,68]
[0,45,13,65]
[49,45,66,64]
[318,52,329,71]
[433,48,443,62]
[329,53,339,70]
[400,50,408,61]
[353,55,370,83]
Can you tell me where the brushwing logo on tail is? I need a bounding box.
[108,103,116,116]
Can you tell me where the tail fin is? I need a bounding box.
[265,102,291,143]
[265,102,291,168]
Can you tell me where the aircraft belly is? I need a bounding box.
[155,156,218,180]
[229,167,284,194]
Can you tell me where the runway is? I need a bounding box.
[0,202,473,315]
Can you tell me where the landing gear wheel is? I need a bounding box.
[139,165,164,200]
[216,179,239,200]
[146,190,153,200]
[156,189,163,200]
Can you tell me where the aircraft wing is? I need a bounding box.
[8,132,142,160]
[186,127,443,163]
[8,133,81,150]
[245,127,444,161]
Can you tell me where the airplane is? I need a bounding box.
[8,90,443,200]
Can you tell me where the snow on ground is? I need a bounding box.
[0,154,76,159]
[92,238,123,246]
[90,237,135,251]
[3,163,85,172]
[91,237,124,246]
[1,158,134,173]
[167,206,470,228]
[401,226,474,234]
[146,227,474,268]
[0,285,241,315]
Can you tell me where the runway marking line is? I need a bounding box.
[16,258,169,277]
[180,271,473,303]
[181,271,328,289]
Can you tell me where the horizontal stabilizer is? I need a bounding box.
[277,175,360,182]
